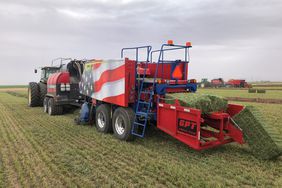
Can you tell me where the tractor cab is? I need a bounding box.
[39,66,61,83]
[34,58,72,84]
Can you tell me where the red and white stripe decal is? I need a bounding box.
[92,60,124,82]
[91,78,125,101]
[80,59,126,106]
[94,65,125,93]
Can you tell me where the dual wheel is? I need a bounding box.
[28,82,47,107]
[43,97,63,115]
[95,104,134,141]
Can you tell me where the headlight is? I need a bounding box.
[66,83,70,91]
[60,83,66,91]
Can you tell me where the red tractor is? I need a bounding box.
[28,58,86,115]
[211,78,224,88]
[226,79,249,88]
[28,58,71,107]
[43,59,86,115]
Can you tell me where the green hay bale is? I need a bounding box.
[233,106,282,159]
[257,89,266,93]
[165,93,228,114]
[248,89,257,93]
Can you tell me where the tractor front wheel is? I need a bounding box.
[112,107,134,141]
[39,82,47,106]
[28,82,40,107]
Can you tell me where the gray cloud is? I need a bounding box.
[0,0,281,84]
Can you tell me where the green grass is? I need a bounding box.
[0,85,27,89]
[198,88,282,99]
[0,90,281,187]
[252,86,282,90]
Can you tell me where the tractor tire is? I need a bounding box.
[47,98,63,116]
[43,97,49,113]
[28,82,40,107]
[95,104,112,133]
[39,82,47,106]
[112,107,135,141]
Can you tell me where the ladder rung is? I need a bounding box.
[139,101,150,105]
[131,132,145,137]
[133,122,145,127]
[136,112,148,116]
[140,91,152,94]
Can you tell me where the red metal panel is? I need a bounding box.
[125,58,136,104]
[47,72,70,94]
[144,62,188,80]
[157,101,245,150]
[157,102,202,150]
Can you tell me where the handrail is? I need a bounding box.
[121,46,152,62]
[150,44,191,63]
[51,57,72,67]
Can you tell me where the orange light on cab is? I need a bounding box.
[167,40,174,45]
[186,42,192,47]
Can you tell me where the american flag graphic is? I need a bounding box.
[80,60,126,106]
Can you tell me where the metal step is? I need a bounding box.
[135,111,148,117]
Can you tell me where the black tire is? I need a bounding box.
[43,97,49,113]
[89,105,96,125]
[38,82,47,106]
[95,104,112,133]
[28,82,40,107]
[47,98,63,116]
[112,107,135,141]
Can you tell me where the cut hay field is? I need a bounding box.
[0,89,281,187]
[198,88,282,100]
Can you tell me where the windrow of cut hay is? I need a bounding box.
[165,93,228,114]
[233,106,282,159]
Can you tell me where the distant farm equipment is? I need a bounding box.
[198,78,251,88]
[211,78,224,88]
[226,79,250,88]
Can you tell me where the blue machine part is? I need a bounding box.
[155,83,197,95]
[80,102,90,123]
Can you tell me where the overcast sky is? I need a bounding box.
[0,0,281,85]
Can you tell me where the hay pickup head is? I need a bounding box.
[157,99,245,150]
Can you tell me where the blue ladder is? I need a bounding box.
[132,44,169,137]
[132,61,161,138]
[131,62,154,137]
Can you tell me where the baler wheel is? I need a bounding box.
[95,104,112,133]
[39,82,47,106]
[28,82,40,107]
[43,97,49,113]
[47,98,63,116]
[112,107,134,141]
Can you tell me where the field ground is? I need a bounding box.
[0,88,281,187]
